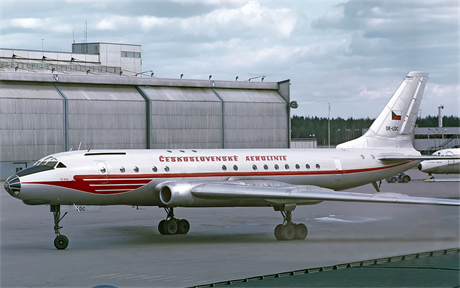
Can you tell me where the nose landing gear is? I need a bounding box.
[51,205,69,249]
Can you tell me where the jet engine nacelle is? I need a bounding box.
[159,182,197,207]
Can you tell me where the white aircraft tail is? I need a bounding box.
[337,71,428,149]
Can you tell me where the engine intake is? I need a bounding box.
[159,182,196,207]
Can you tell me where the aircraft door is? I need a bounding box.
[97,162,109,184]
[447,151,454,165]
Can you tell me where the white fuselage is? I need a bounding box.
[15,147,419,206]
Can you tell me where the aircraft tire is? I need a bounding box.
[177,219,190,234]
[165,219,178,235]
[281,225,295,240]
[158,219,166,235]
[274,224,283,240]
[294,223,308,240]
[54,235,69,250]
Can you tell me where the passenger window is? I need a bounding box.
[285,164,289,170]
[233,165,238,171]
[274,164,279,170]
[164,166,170,172]
[263,164,269,170]
[306,164,310,170]
[222,165,227,171]
[316,164,320,169]
[152,166,158,172]
[252,165,257,171]
[120,167,126,173]
[134,166,139,173]
[295,164,300,170]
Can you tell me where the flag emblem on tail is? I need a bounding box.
[392,111,401,120]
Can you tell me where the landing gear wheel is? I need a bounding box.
[274,209,308,241]
[51,205,69,249]
[177,219,190,234]
[294,223,308,240]
[165,219,178,235]
[54,235,69,250]
[158,219,166,235]
[274,224,283,241]
[281,225,295,240]
[159,207,191,236]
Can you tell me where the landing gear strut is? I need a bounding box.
[51,205,69,249]
[274,207,308,241]
[158,207,190,235]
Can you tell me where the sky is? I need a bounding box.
[1,0,458,119]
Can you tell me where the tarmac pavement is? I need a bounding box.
[1,168,459,287]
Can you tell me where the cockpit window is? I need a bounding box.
[56,162,67,168]
[36,156,58,168]
[16,157,61,177]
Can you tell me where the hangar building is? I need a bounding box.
[0,72,291,180]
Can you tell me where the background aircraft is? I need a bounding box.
[4,71,460,249]
[418,148,460,177]
[419,148,460,182]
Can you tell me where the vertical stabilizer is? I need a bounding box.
[337,71,428,149]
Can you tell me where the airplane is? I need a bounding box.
[420,149,460,182]
[4,71,460,250]
[418,148,460,176]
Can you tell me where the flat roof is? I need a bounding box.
[0,72,285,90]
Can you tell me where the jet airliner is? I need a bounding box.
[418,148,460,177]
[4,71,460,249]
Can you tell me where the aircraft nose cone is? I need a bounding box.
[417,163,422,171]
[4,175,21,197]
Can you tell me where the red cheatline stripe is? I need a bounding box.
[24,161,414,194]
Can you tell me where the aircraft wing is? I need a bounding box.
[377,153,460,161]
[190,180,459,206]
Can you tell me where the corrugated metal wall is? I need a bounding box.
[1,77,289,176]
[143,87,222,149]
[0,82,64,161]
[56,84,146,150]
[214,89,288,148]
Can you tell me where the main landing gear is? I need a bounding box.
[158,207,190,235]
[274,208,308,241]
[51,205,69,249]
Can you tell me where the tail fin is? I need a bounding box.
[337,71,428,149]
